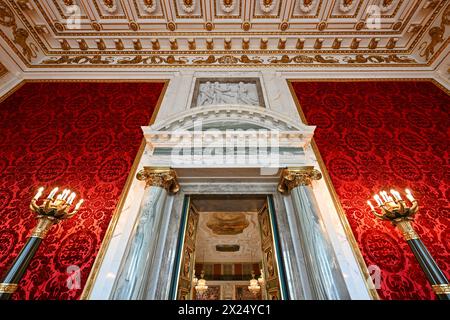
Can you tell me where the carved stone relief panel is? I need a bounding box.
[191,78,266,108]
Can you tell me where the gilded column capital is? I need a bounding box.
[278,166,322,194]
[136,167,180,194]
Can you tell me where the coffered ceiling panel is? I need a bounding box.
[0,0,448,69]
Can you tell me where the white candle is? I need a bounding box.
[67,192,76,205]
[47,187,59,199]
[62,189,71,201]
[405,189,415,202]
[390,189,402,201]
[33,187,44,200]
[367,200,375,211]
[374,195,383,206]
[380,191,389,202]
[75,199,84,211]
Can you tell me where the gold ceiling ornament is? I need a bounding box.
[220,0,235,13]
[91,22,101,31]
[279,21,289,31]
[314,38,323,49]
[278,38,286,49]
[0,62,7,78]
[136,167,180,194]
[260,38,268,49]
[54,22,64,31]
[224,38,232,50]
[17,0,32,11]
[242,21,251,31]
[169,38,178,50]
[114,39,124,50]
[100,0,117,13]
[296,38,305,49]
[63,0,74,6]
[332,38,342,49]
[192,54,263,64]
[77,39,88,50]
[355,21,365,30]
[151,38,160,50]
[278,167,322,194]
[419,3,449,61]
[317,21,327,31]
[34,25,49,35]
[129,21,139,31]
[188,38,196,50]
[343,54,416,64]
[242,38,249,49]
[96,39,106,50]
[339,0,356,13]
[392,21,402,30]
[420,26,444,60]
[0,0,15,27]
[260,0,276,14]
[167,21,176,31]
[350,38,360,49]
[59,39,70,50]
[205,21,214,31]
[181,0,195,13]
[299,0,317,13]
[39,53,418,67]
[386,37,397,49]
[368,38,380,49]
[133,39,142,50]
[142,0,157,13]
[380,0,395,12]
[206,38,213,50]
[0,0,37,62]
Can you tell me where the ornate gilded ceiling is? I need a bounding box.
[0,61,7,76]
[0,0,448,68]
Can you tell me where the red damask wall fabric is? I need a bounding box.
[291,81,449,300]
[0,81,165,299]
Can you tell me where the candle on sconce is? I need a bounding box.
[390,189,402,201]
[33,187,44,201]
[47,187,59,200]
[367,188,450,300]
[405,189,415,202]
[0,185,85,300]
[75,199,84,211]
[67,192,76,205]
[374,194,383,206]
[380,191,389,202]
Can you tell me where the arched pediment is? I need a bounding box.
[148,105,315,133]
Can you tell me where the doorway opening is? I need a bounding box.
[172,194,287,300]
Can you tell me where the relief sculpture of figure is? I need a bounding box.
[212,82,235,104]
[198,81,214,106]
[237,82,259,106]
[197,81,260,107]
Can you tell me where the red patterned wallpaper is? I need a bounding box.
[291,81,450,300]
[0,81,165,299]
